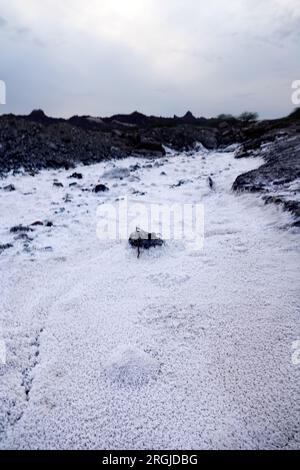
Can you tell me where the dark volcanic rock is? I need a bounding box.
[208,177,215,190]
[142,126,219,151]
[31,221,44,226]
[105,111,150,127]
[3,184,16,192]
[0,110,237,175]
[68,172,83,180]
[0,108,299,176]
[233,132,300,225]
[10,225,34,234]
[63,194,72,203]
[171,179,189,188]
[93,184,109,193]
[30,220,53,228]
[233,134,300,191]
[0,115,115,175]
[133,139,166,157]
[263,196,300,223]
[129,163,141,172]
[0,243,13,253]
[15,233,34,241]
[26,109,62,126]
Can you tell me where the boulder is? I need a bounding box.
[0,243,13,253]
[129,163,141,172]
[93,184,109,193]
[208,176,215,190]
[63,194,72,203]
[15,233,33,241]
[3,184,16,192]
[170,179,192,188]
[10,225,33,234]
[134,138,166,157]
[31,221,44,227]
[68,172,83,180]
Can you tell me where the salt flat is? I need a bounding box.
[0,148,299,449]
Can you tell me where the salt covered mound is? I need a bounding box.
[102,168,131,179]
[104,346,160,386]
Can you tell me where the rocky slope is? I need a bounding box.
[0,108,299,223]
[0,109,273,175]
[232,122,300,226]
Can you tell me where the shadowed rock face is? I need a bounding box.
[0,109,300,225]
[0,109,260,174]
[232,129,300,226]
[0,112,225,174]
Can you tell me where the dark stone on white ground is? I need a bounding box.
[54,207,65,214]
[132,190,146,196]
[93,184,109,193]
[63,194,72,203]
[30,220,53,227]
[208,176,215,190]
[15,233,34,241]
[68,172,83,179]
[31,221,44,226]
[129,164,141,172]
[3,184,16,192]
[10,225,34,234]
[171,179,190,188]
[0,243,13,253]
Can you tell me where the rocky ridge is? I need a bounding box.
[232,122,300,226]
[0,108,299,223]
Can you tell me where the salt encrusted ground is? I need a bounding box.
[0,148,299,449]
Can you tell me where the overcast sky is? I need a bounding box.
[0,0,299,118]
